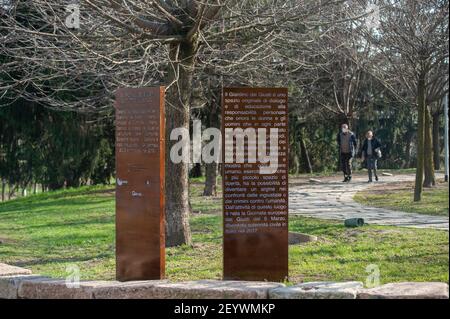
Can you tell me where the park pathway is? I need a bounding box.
[289,173,449,230]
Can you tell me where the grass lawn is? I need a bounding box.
[354,179,449,217]
[0,182,448,285]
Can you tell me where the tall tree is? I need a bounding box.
[362,0,449,200]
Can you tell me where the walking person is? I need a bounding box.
[337,123,357,182]
[361,130,382,183]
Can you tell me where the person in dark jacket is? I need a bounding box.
[337,124,358,182]
[361,130,382,182]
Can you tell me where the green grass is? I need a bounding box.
[354,180,449,216]
[189,179,221,213]
[0,183,448,285]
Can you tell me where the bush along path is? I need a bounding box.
[289,173,449,230]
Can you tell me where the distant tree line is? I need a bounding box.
[0,101,114,200]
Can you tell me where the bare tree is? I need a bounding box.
[361,0,448,200]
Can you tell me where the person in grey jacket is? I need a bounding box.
[361,130,382,182]
[337,124,358,182]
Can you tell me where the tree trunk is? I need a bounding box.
[203,162,218,196]
[292,142,300,175]
[164,40,197,247]
[423,105,436,187]
[8,184,17,200]
[404,132,413,168]
[299,129,313,173]
[190,163,202,178]
[432,112,441,170]
[1,179,5,202]
[203,92,221,196]
[414,75,426,201]
[48,182,64,191]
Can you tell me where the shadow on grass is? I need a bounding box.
[0,186,114,207]
[0,197,113,219]
[13,252,113,268]
[19,216,114,230]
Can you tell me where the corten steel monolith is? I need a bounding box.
[115,87,165,281]
[222,87,289,282]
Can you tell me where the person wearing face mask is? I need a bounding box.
[361,130,382,183]
[337,123,358,182]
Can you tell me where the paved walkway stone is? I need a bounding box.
[0,275,46,299]
[270,281,363,299]
[146,280,285,299]
[289,173,448,230]
[358,282,449,299]
[0,263,32,276]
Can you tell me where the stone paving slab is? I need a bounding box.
[18,278,100,299]
[0,263,32,276]
[146,280,285,299]
[1,265,447,299]
[289,174,449,230]
[92,280,169,299]
[270,281,363,299]
[358,282,449,299]
[0,275,47,299]
[16,278,162,299]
